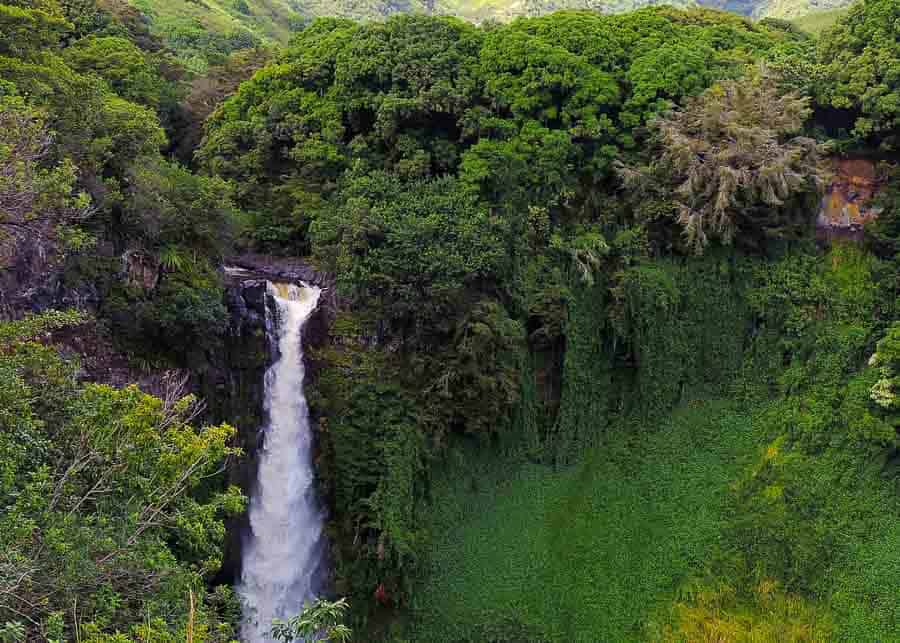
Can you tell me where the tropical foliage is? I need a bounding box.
[816,0,900,146]
[0,312,244,640]
[619,66,827,253]
[0,3,247,634]
[3,0,900,641]
[271,598,352,643]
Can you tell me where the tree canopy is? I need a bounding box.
[620,66,827,253]
[0,313,244,641]
[816,0,900,147]
[4,0,900,640]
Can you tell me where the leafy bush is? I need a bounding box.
[0,313,244,641]
[103,266,227,366]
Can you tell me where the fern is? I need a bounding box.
[159,245,185,272]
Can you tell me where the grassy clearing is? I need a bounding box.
[412,391,900,642]
[413,398,760,642]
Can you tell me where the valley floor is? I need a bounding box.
[413,396,900,642]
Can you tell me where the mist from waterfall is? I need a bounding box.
[239,281,325,642]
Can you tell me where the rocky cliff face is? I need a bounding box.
[0,237,108,321]
[817,158,884,242]
[0,238,187,392]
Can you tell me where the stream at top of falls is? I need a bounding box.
[238,281,325,643]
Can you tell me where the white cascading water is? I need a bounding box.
[239,281,325,642]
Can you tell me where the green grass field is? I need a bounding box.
[412,395,900,642]
[413,398,760,642]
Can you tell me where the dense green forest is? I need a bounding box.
[107,0,853,73]
[2,0,900,640]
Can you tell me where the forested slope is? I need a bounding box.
[2,0,900,641]
[197,1,900,640]
[114,0,857,71]
[0,1,249,639]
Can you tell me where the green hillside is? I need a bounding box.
[124,0,697,62]
[433,0,696,21]
[761,0,852,19]
[791,5,850,31]
[299,0,855,20]
[126,0,857,70]
[126,0,300,71]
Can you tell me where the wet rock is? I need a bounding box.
[205,261,337,588]
[225,253,333,288]
[202,277,272,587]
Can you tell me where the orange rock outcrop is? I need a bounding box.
[817,158,883,240]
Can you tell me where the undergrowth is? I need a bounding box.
[409,244,900,642]
[414,398,760,642]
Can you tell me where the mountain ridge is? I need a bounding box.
[293,0,854,20]
[125,0,856,69]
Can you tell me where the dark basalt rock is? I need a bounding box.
[0,240,105,321]
[225,253,333,288]
[202,277,271,587]
[223,255,338,365]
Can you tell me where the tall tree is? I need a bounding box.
[620,66,826,253]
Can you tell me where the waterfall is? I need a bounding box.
[239,281,325,642]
